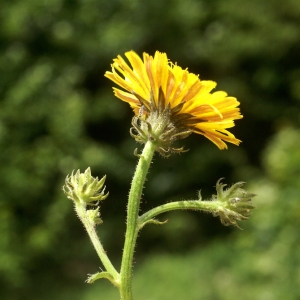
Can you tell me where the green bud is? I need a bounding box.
[63,167,109,204]
[212,179,256,229]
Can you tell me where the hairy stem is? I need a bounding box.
[75,204,120,283]
[119,141,156,300]
[139,200,220,225]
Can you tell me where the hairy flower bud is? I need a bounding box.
[212,179,256,229]
[63,168,109,205]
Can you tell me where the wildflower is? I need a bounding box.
[105,51,242,154]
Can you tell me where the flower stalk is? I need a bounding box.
[74,203,120,284]
[119,140,156,300]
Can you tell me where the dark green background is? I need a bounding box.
[1,0,300,299]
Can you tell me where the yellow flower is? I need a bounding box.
[105,51,242,150]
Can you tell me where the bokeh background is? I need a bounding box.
[1,0,300,299]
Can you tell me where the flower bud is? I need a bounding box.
[212,179,256,229]
[63,168,109,205]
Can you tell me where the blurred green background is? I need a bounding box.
[1,0,300,299]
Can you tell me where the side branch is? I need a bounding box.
[139,200,218,225]
[139,180,256,229]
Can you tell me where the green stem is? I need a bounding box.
[139,200,220,225]
[119,141,156,300]
[75,204,120,283]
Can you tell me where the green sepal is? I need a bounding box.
[86,207,103,225]
[138,217,168,230]
[86,271,119,287]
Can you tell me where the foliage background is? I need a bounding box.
[1,0,300,299]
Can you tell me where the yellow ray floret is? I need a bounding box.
[105,51,243,149]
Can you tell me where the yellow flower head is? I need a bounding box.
[105,51,243,152]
